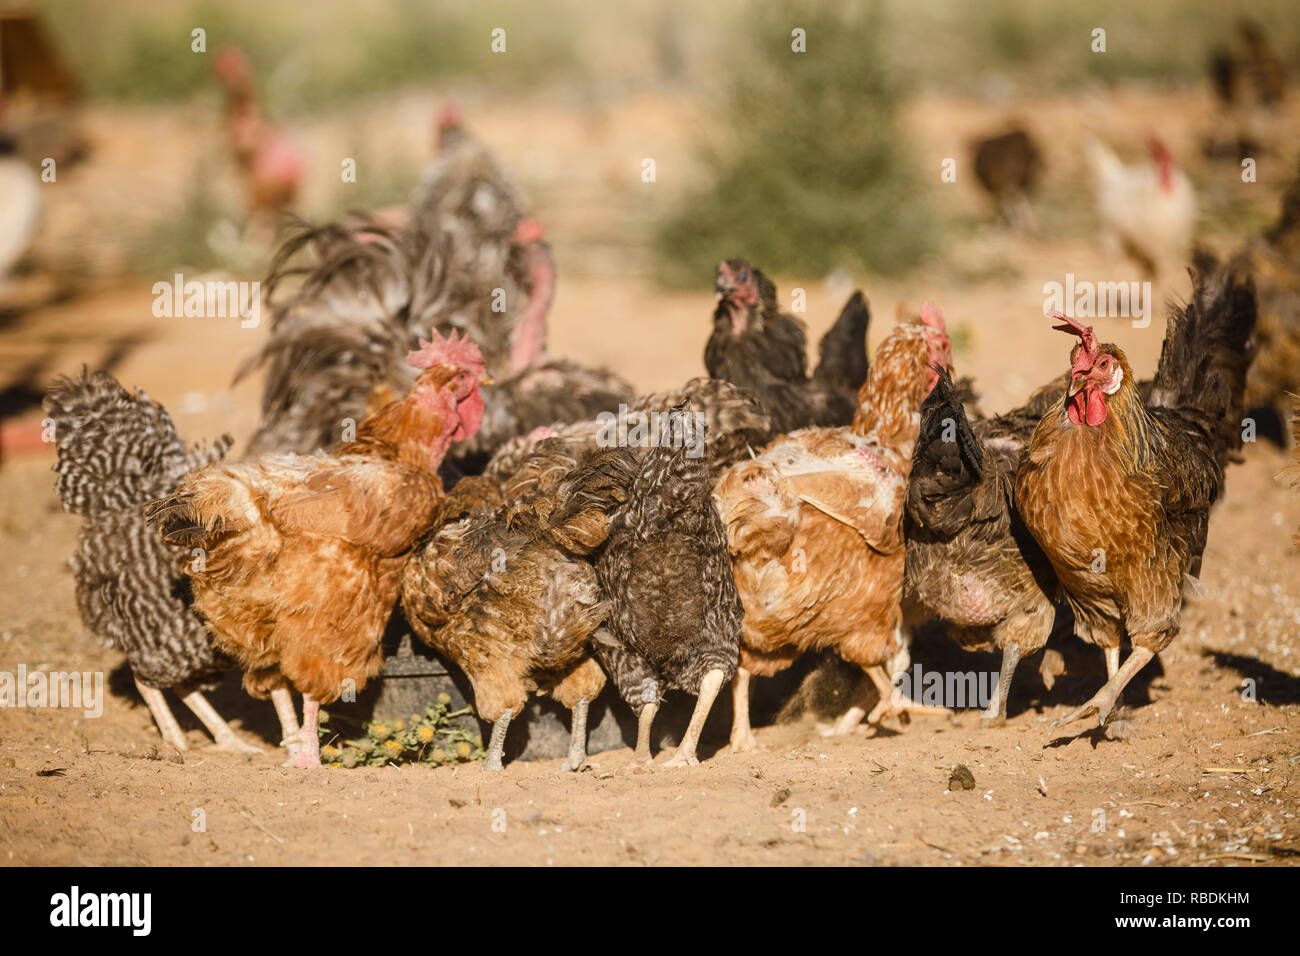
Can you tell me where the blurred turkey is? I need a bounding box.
[212,44,303,222]
[970,126,1042,231]
[238,101,633,464]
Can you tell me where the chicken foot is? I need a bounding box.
[134,678,188,751]
[828,666,951,736]
[284,694,321,768]
[664,668,726,768]
[483,709,514,771]
[559,698,590,772]
[980,643,1022,725]
[729,667,760,753]
[1052,646,1156,729]
[181,689,263,753]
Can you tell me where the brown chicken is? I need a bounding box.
[1230,163,1300,427]
[1015,262,1257,728]
[400,444,635,771]
[149,331,491,766]
[715,305,954,749]
[1278,399,1300,546]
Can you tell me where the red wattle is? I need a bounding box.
[1068,385,1107,426]
[453,389,486,441]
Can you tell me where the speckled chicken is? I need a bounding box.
[710,259,870,434]
[44,369,260,752]
[714,307,953,749]
[905,367,1065,721]
[150,331,490,767]
[400,445,636,770]
[592,400,743,768]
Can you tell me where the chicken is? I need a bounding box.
[715,306,954,749]
[0,97,40,290]
[592,400,743,768]
[1228,163,1300,426]
[240,217,633,463]
[905,367,1065,721]
[1279,399,1300,546]
[1086,136,1195,278]
[149,330,491,766]
[1015,261,1258,728]
[44,370,260,752]
[481,376,772,485]
[710,259,870,434]
[400,445,635,771]
[1206,18,1287,158]
[971,127,1042,231]
[212,44,303,220]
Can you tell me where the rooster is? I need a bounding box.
[592,400,743,768]
[212,44,303,221]
[44,370,260,752]
[905,367,1065,721]
[1086,136,1195,279]
[149,330,491,766]
[715,306,953,748]
[1015,261,1257,728]
[710,259,870,434]
[400,445,635,771]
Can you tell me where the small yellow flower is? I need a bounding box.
[383,739,403,752]
[437,692,452,706]
[321,744,340,760]
[329,762,343,769]
[393,720,405,731]
[369,722,391,739]
[455,741,472,759]
[417,726,435,742]
[428,748,447,763]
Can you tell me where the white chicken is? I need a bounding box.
[1086,136,1195,279]
[0,118,40,291]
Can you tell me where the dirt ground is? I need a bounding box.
[1,87,1298,866]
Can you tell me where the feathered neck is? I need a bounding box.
[851,324,931,462]
[339,366,460,474]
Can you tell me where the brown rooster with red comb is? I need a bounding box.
[1016,261,1257,729]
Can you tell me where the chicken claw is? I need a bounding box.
[483,710,514,771]
[729,667,761,753]
[1052,646,1155,729]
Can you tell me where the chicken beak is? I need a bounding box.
[1067,375,1087,397]
[479,374,495,387]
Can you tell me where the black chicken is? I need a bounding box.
[970,127,1042,231]
[709,259,870,435]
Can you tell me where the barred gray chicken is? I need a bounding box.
[592,400,743,768]
[44,369,261,752]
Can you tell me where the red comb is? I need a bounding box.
[437,99,463,132]
[1049,310,1099,357]
[511,218,544,244]
[406,328,486,372]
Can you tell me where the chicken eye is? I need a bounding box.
[739,270,749,281]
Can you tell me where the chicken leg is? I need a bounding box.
[181,689,262,753]
[271,686,302,762]
[664,668,726,768]
[729,667,759,753]
[284,694,321,768]
[134,678,188,751]
[559,698,590,772]
[483,709,513,771]
[980,643,1022,724]
[828,666,951,735]
[1053,646,1156,728]
[628,702,659,770]
[1104,646,1121,679]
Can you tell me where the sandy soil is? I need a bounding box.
[1,87,1298,866]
